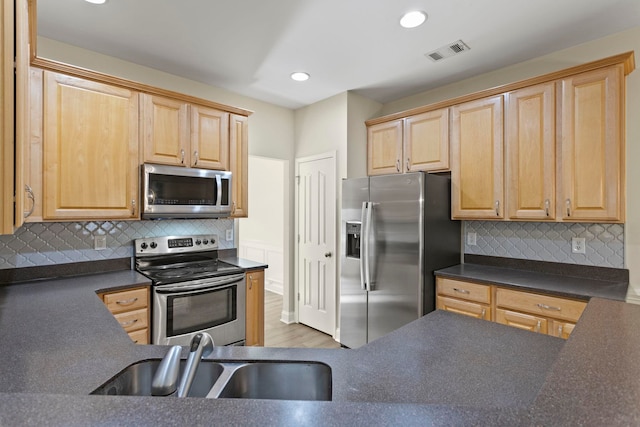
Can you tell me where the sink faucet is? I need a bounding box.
[177,333,214,397]
[150,333,214,397]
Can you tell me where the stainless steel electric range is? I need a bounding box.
[134,234,245,346]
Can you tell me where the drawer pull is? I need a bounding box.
[558,325,563,336]
[116,297,138,306]
[481,308,486,320]
[119,319,138,327]
[537,303,561,311]
[535,320,541,333]
[453,288,470,294]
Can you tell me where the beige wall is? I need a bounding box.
[347,92,383,179]
[379,26,640,300]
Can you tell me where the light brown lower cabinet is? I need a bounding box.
[98,286,150,344]
[435,277,586,339]
[245,269,265,346]
[436,296,491,321]
[495,308,548,334]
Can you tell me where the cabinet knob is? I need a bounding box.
[495,200,500,216]
[180,149,185,164]
[193,151,199,165]
[396,159,400,172]
[131,199,136,215]
[544,199,550,217]
[566,199,571,217]
[324,252,332,258]
[406,158,410,172]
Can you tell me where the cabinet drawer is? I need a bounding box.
[495,288,586,323]
[436,296,491,321]
[114,308,148,332]
[496,308,548,334]
[436,277,491,304]
[128,328,149,345]
[103,287,148,314]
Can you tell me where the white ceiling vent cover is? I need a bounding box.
[425,40,470,62]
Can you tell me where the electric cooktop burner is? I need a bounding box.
[134,234,243,285]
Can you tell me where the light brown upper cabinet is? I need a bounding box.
[141,94,230,170]
[559,65,625,222]
[367,109,449,176]
[42,71,139,220]
[451,96,504,219]
[505,82,556,220]
[190,105,229,170]
[367,119,403,175]
[140,94,189,166]
[1,0,28,234]
[229,114,248,218]
[404,108,450,172]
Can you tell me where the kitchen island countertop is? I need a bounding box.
[2,270,640,425]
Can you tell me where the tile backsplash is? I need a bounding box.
[464,221,624,268]
[0,219,234,269]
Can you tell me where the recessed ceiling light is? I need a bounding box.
[291,72,310,82]
[85,0,107,4]
[400,11,427,28]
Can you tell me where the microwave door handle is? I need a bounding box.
[216,175,222,206]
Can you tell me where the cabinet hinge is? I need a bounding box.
[297,293,300,301]
[295,175,300,185]
[297,234,300,243]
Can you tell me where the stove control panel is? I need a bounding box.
[135,234,218,255]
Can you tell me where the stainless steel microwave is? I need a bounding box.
[141,163,232,219]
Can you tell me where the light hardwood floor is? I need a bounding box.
[264,291,340,349]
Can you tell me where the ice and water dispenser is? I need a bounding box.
[345,222,361,259]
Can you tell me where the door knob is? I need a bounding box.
[324,252,332,258]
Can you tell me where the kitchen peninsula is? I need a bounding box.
[1,270,640,425]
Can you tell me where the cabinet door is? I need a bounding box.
[436,296,491,321]
[559,65,624,222]
[190,105,229,170]
[140,93,189,166]
[404,108,449,172]
[229,114,248,217]
[505,83,555,220]
[0,0,15,233]
[451,95,504,219]
[245,270,265,346]
[367,120,403,176]
[496,308,548,334]
[43,72,139,219]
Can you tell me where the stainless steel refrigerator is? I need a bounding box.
[339,172,460,348]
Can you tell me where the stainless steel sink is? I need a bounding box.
[209,361,332,401]
[91,359,224,397]
[92,359,331,401]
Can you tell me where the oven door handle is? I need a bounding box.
[154,275,245,294]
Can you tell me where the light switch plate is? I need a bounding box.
[94,235,107,250]
[226,229,233,241]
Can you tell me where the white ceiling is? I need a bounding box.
[37,0,640,110]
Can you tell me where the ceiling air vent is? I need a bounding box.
[425,40,470,62]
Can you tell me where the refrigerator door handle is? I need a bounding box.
[360,202,368,290]
[364,202,374,291]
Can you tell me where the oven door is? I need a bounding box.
[153,273,246,346]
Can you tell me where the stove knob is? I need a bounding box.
[195,239,202,245]
[211,238,216,245]
[140,242,148,250]
[150,242,157,249]
[203,239,209,245]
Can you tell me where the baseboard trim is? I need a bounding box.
[280,310,296,324]
[626,294,640,305]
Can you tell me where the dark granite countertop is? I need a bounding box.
[435,262,628,301]
[2,269,640,425]
[220,256,268,271]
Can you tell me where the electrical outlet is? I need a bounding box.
[226,229,233,241]
[572,237,586,254]
[466,232,477,246]
[94,235,107,250]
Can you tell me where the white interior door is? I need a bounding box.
[296,153,336,336]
